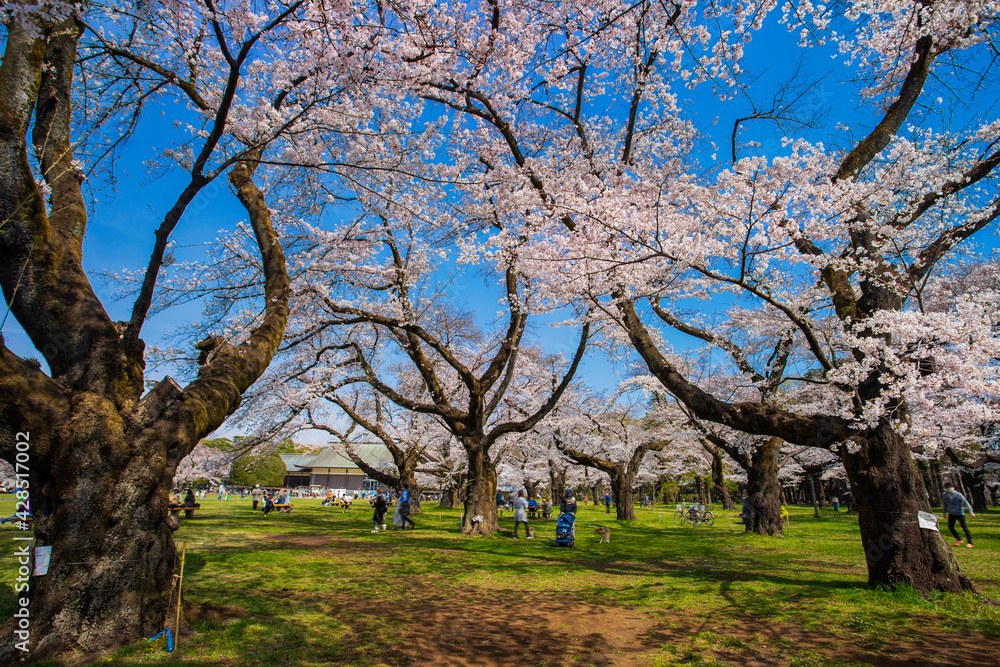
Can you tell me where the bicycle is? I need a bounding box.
[672,503,715,527]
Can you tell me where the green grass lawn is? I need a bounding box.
[1,496,999,666]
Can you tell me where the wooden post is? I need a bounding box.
[175,540,187,646]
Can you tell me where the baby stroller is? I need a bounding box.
[553,512,575,547]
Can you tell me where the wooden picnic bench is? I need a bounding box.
[272,503,293,513]
[527,507,551,519]
[169,504,200,519]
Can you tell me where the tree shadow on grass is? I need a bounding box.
[110,585,618,667]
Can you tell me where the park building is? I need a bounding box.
[280,443,393,493]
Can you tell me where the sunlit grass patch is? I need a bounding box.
[1,496,1000,665]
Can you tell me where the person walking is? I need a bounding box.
[560,489,578,540]
[251,484,263,511]
[603,492,612,515]
[513,490,531,539]
[739,491,750,532]
[372,492,388,533]
[942,483,976,548]
[399,488,415,530]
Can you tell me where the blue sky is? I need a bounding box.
[5,10,992,427]
[0,15,859,378]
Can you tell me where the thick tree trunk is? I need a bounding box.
[0,10,292,662]
[816,476,828,507]
[840,423,973,593]
[745,437,784,536]
[958,468,989,513]
[927,459,943,507]
[694,474,707,506]
[919,462,938,507]
[548,460,566,505]
[439,484,459,508]
[663,481,676,504]
[610,470,636,521]
[461,443,498,536]
[808,474,820,518]
[7,416,178,662]
[524,479,539,498]
[710,451,736,510]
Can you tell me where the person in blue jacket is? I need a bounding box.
[398,487,415,530]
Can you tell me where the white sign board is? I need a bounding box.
[33,545,52,576]
[917,511,939,531]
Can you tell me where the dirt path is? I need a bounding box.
[239,533,1000,667]
[263,581,1000,666]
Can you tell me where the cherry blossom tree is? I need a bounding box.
[322,396,439,512]
[222,197,590,534]
[636,310,799,535]
[542,384,674,520]
[0,0,382,657]
[369,0,1000,593]
[602,7,1000,590]
[907,256,1000,511]
[173,440,234,487]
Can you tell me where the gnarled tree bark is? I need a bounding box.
[0,13,290,660]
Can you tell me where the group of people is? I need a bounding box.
[513,489,579,539]
[233,478,979,550]
[496,491,553,518]
[168,488,198,508]
[322,489,353,507]
[368,487,581,536]
[371,488,415,532]
[248,485,292,514]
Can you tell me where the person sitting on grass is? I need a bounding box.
[942,483,975,548]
